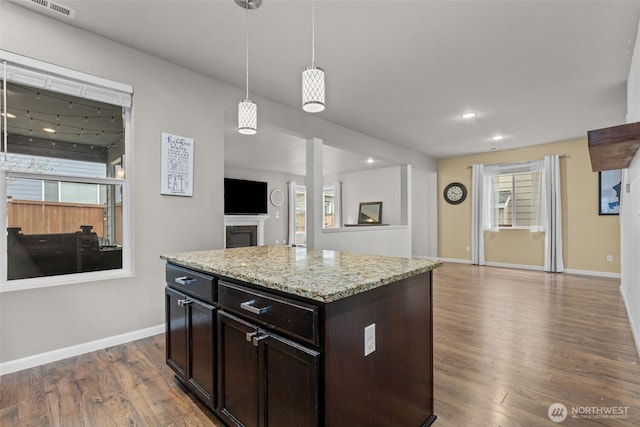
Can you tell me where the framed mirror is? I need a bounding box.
[358,201,383,225]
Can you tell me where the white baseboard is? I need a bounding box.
[431,258,621,278]
[435,257,472,264]
[564,268,621,279]
[485,261,544,271]
[620,287,640,359]
[0,324,164,376]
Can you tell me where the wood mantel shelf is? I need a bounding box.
[588,121,640,172]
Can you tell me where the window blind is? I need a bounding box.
[0,50,132,108]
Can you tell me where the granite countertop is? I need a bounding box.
[161,246,441,303]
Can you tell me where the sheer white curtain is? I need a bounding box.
[543,155,564,272]
[472,159,555,268]
[471,164,486,265]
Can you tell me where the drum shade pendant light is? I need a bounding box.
[237,0,260,134]
[302,2,325,113]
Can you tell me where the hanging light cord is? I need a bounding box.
[311,2,316,68]
[245,0,250,101]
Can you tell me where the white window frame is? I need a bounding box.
[0,50,133,292]
[483,160,544,232]
[493,171,542,230]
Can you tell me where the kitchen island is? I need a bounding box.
[161,246,441,427]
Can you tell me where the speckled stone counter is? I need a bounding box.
[161,245,441,303]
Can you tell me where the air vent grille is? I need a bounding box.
[49,1,74,17]
[9,0,76,19]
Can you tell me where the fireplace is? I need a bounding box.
[226,225,257,248]
[224,215,268,248]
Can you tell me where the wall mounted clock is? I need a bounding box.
[443,182,467,205]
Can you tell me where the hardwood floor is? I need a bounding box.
[433,263,640,426]
[1,263,638,426]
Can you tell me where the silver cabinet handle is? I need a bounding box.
[246,331,257,342]
[252,334,268,347]
[240,300,272,315]
[244,331,268,347]
[177,298,192,307]
[175,276,197,286]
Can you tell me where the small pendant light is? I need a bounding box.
[302,2,325,113]
[237,0,259,134]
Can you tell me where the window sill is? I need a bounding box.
[0,268,134,293]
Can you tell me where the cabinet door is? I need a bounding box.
[187,297,216,409]
[217,311,261,427]
[263,334,320,427]
[166,287,187,379]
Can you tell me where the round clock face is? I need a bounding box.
[444,182,467,205]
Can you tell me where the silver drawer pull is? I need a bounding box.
[240,300,272,315]
[177,298,192,307]
[175,276,197,286]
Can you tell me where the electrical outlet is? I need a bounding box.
[364,323,376,356]
[607,255,613,262]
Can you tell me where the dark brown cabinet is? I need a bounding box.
[165,287,216,409]
[164,259,435,427]
[217,310,320,427]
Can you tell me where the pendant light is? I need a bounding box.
[302,2,325,113]
[237,0,260,134]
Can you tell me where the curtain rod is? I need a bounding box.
[466,154,568,169]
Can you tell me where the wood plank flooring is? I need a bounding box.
[433,264,640,426]
[1,263,639,426]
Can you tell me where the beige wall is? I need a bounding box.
[438,138,620,274]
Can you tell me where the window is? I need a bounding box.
[483,160,544,231]
[492,170,542,228]
[0,51,132,288]
[322,182,342,229]
[323,187,335,228]
[295,186,307,245]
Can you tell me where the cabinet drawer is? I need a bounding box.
[166,264,216,304]
[218,281,319,346]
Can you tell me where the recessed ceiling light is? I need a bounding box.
[491,135,504,141]
[461,112,477,119]
[43,127,56,133]
[1,112,16,119]
[366,158,375,164]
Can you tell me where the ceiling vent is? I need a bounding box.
[8,0,76,19]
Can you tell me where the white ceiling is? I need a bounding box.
[15,0,640,174]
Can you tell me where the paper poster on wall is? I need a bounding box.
[161,132,194,196]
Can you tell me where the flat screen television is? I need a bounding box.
[224,178,268,215]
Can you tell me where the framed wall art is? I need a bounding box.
[599,169,622,215]
[161,132,194,197]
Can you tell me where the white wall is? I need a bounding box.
[317,165,412,258]
[412,168,438,258]
[340,166,402,226]
[620,19,640,358]
[0,1,438,367]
